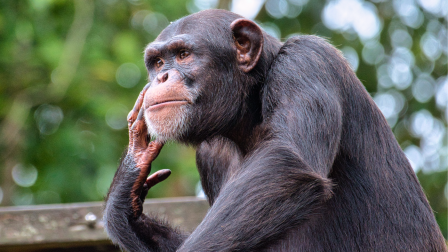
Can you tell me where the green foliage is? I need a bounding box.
[0,0,446,238]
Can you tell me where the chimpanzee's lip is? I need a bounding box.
[148,99,189,111]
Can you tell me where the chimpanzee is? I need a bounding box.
[103,9,446,252]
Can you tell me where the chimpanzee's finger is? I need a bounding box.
[139,169,168,202]
[140,183,150,202]
[145,141,164,161]
[127,84,151,151]
[133,170,169,217]
[129,111,144,152]
[128,129,134,151]
[131,109,148,149]
[145,169,171,189]
[137,108,150,146]
[127,83,151,126]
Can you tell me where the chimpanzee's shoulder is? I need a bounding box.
[279,35,340,56]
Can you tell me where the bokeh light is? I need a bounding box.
[417,0,447,17]
[116,63,141,88]
[322,0,381,41]
[341,46,359,72]
[421,32,442,61]
[404,145,423,172]
[231,0,265,19]
[265,0,303,19]
[373,89,406,127]
[34,104,64,135]
[12,163,38,187]
[362,40,385,65]
[259,22,281,39]
[143,12,170,37]
[412,73,435,103]
[394,0,424,29]
[187,0,219,13]
[105,104,129,130]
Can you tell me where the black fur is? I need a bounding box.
[104,9,446,252]
[104,151,186,252]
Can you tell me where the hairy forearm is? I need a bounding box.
[104,154,150,251]
[104,154,185,252]
[180,146,333,251]
[132,214,187,252]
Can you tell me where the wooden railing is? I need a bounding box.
[0,197,209,252]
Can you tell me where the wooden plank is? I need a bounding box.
[0,197,209,251]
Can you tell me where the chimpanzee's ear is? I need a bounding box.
[230,18,264,73]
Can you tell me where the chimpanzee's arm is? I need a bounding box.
[180,144,334,251]
[103,89,187,252]
[180,104,340,251]
[103,152,186,252]
[178,37,343,251]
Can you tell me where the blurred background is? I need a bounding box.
[0,0,446,238]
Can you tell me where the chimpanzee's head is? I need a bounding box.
[140,9,272,144]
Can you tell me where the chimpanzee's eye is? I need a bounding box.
[155,58,164,68]
[179,50,190,60]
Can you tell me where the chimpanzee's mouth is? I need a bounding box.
[148,99,189,111]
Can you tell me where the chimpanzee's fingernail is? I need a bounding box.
[157,169,171,182]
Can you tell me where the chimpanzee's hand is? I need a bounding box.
[126,86,171,217]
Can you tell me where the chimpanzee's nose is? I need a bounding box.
[157,72,168,83]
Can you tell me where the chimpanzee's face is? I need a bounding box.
[140,13,263,144]
[142,32,200,142]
